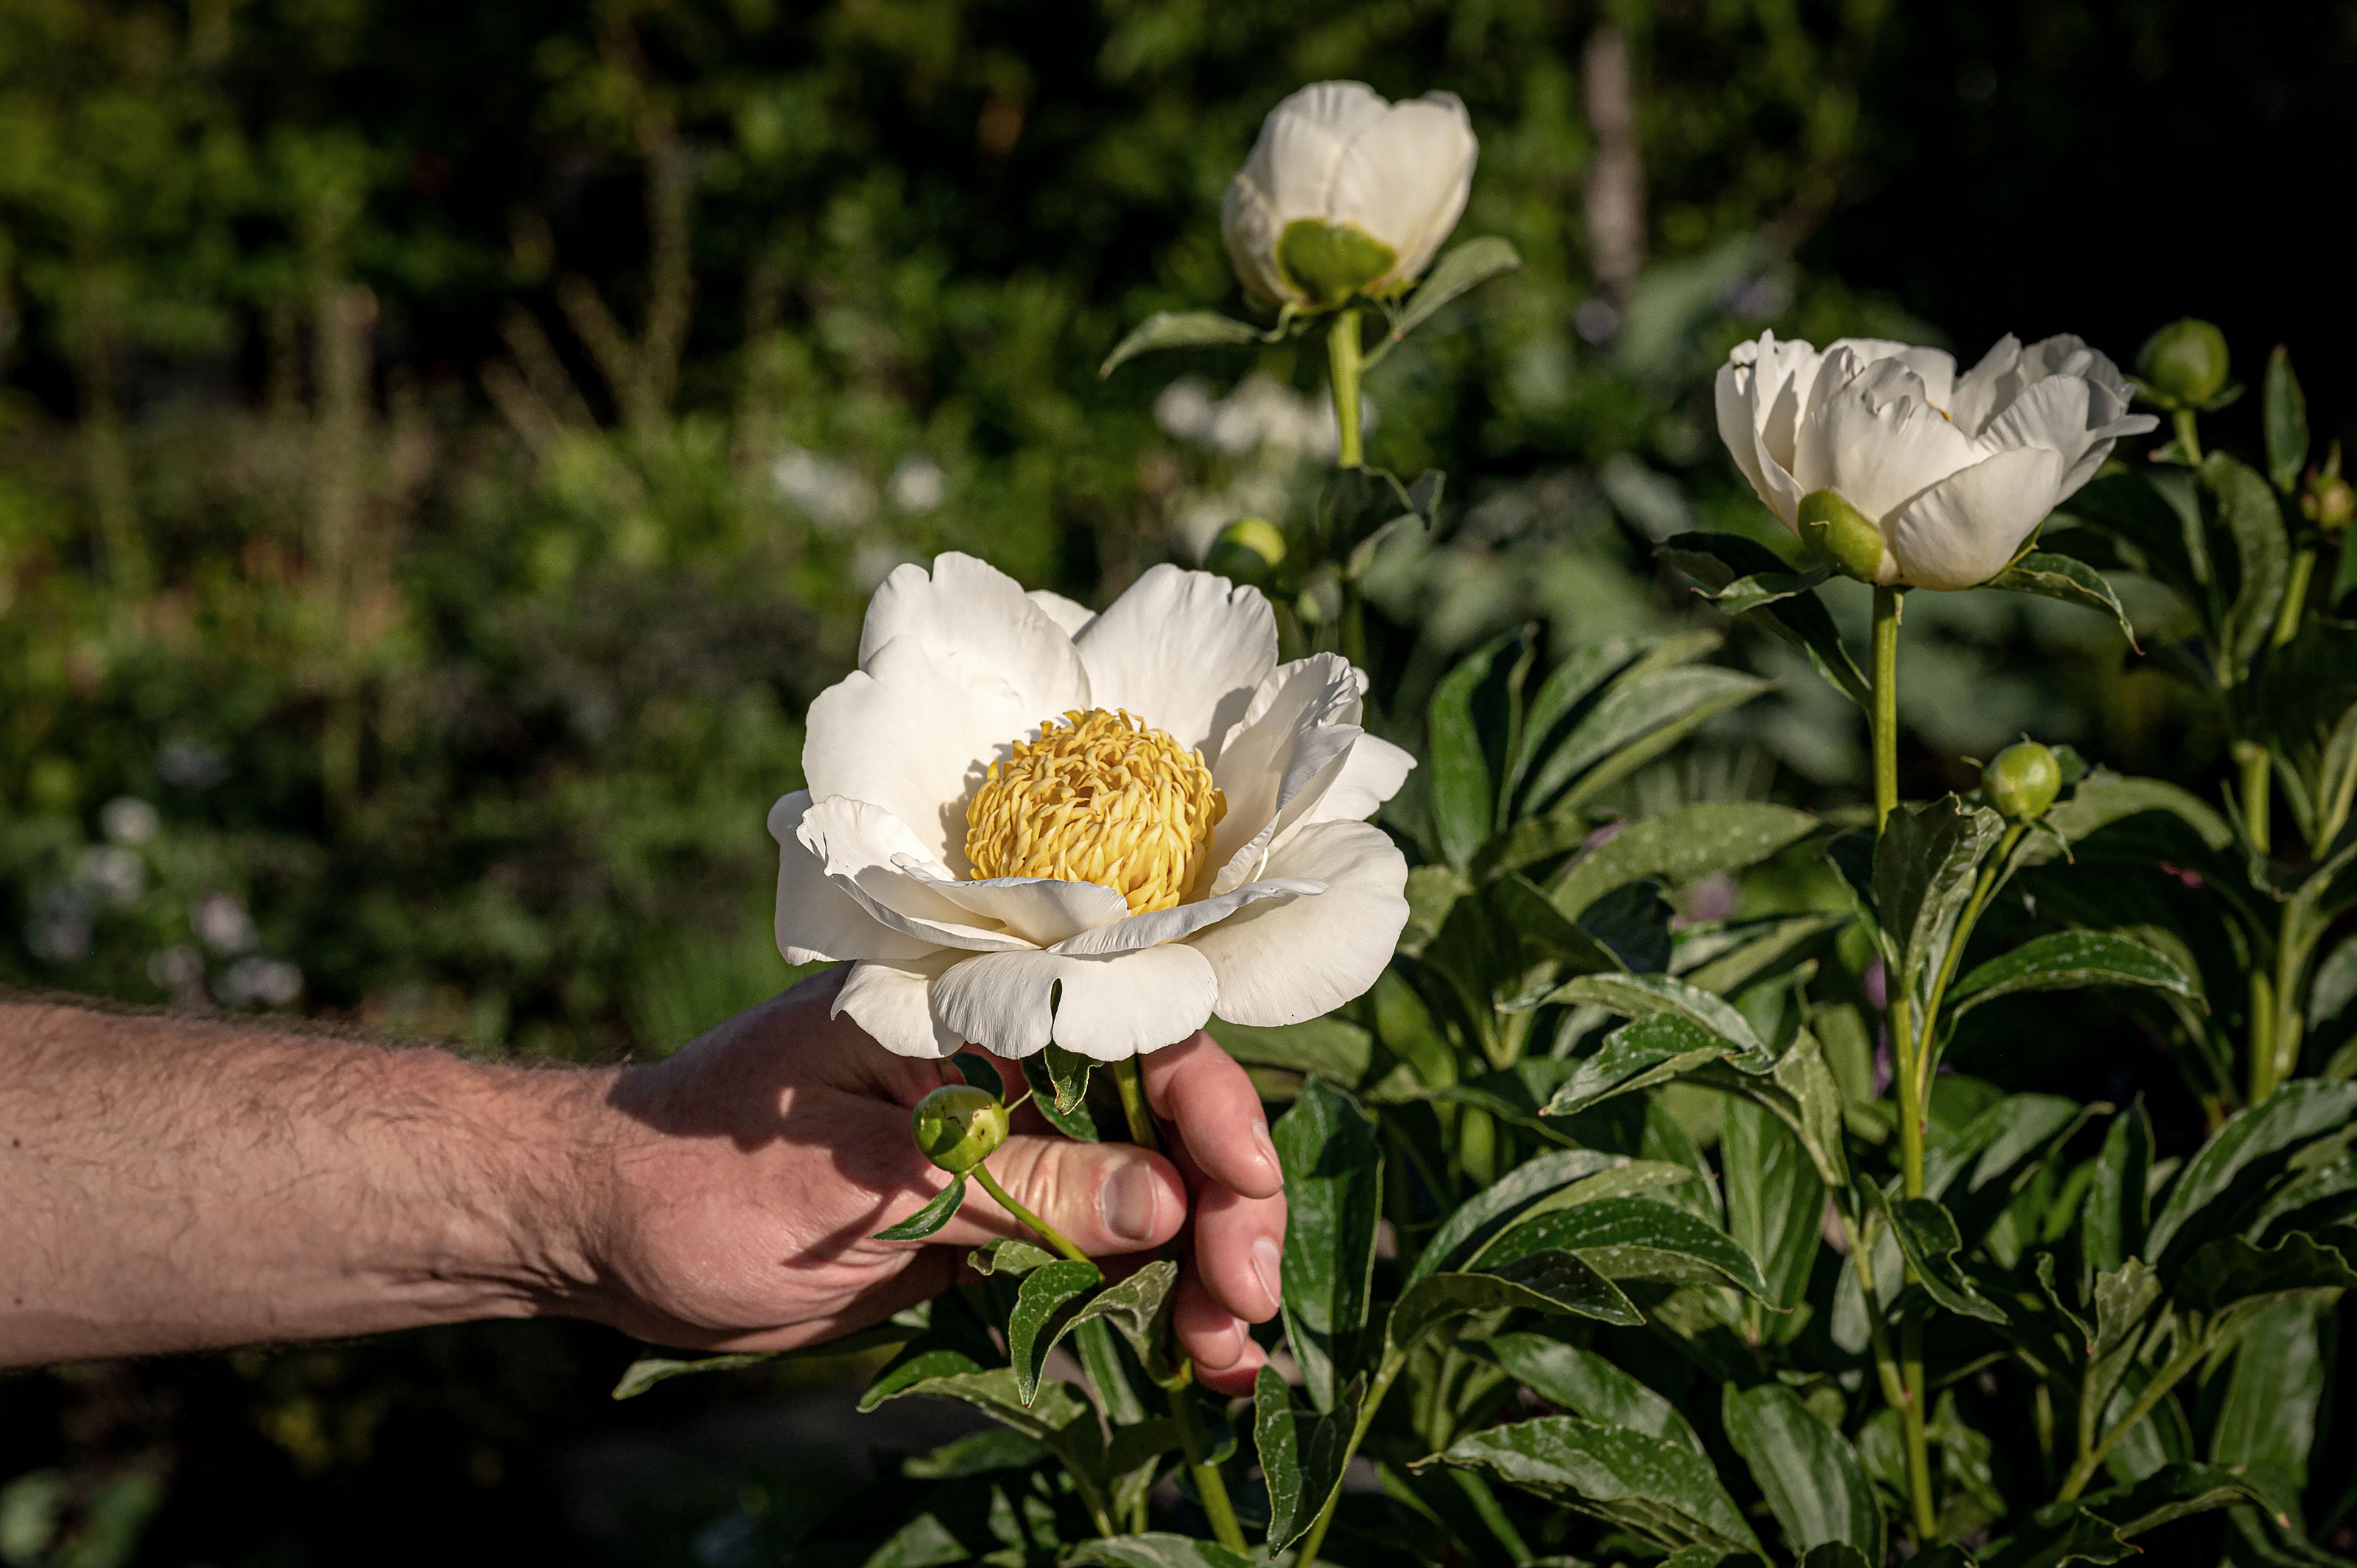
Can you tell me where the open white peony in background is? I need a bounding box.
[1716,331,2157,590]
[771,554,1414,1060]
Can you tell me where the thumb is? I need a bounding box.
[933,1134,1188,1258]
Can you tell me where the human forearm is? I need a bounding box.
[0,995,603,1365]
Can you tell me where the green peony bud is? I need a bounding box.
[1797,488,1887,584]
[1983,741,2062,820]
[911,1083,1010,1174]
[1205,516,1288,588]
[2135,318,2230,407]
[1274,219,1400,311]
[2302,443,2352,536]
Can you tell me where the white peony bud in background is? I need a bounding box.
[1715,331,2157,590]
[1220,81,1478,312]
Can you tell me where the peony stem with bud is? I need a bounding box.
[969,1164,1091,1266]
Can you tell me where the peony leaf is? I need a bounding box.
[1873,796,2007,1016]
[2146,1080,2357,1266]
[1485,1331,1704,1452]
[2202,451,2291,674]
[1388,1250,1643,1351]
[1062,1259,1179,1386]
[1254,1364,1364,1550]
[1363,236,1522,367]
[873,1174,967,1240]
[1406,1147,1629,1286]
[2171,1232,2357,1319]
[1659,530,1871,709]
[611,1351,781,1400]
[1418,1415,1763,1557]
[1272,1077,1385,1410]
[1545,804,1819,918]
[1947,930,2199,1020]
[1722,1382,1884,1561]
[1007,1258,1103,1406]
[902,1428,1055,1479]
[1427,627,1531,871]
[1097,310,1265,378]
[2083,1103,2154,1279]
[1519,664,1774,820]
[1984,551,2140,651]
[1978,1463,2279,1568]
[1520,971,1768,1063]
[1883,1195,2007,1323]
[1540,1012,1738,1119]
[1481,1193,1773,1301]
[1722,1094,1825,1312]
[952,1050,1005,1101]
[2263,345,2309,496]
[1069,1536,1265,1568]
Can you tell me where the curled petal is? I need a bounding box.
[1303,733,1416,828]
[1187,820,1409,1027]
[857,552,1090,717]
[896,869,1130,949]
[1797,357,1979,521]
[770,792,937,964]
[800,796,1035,952]
[929,944,1219,1061]
[1207,653,1363,874]
[1048,876,1321,957]
[1945,333,2025,437]
[1887,446,2069,590]
[835,952,965,1058]
[1075,565,1276,754]
[1026,588,1097,637]
[1824,338,1958,411]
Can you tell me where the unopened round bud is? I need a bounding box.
[1797,488,1887,584]
[1205,517,1288,588]
[912,1083,1010,1174]
[2302,474,2353,535]
[1984,741,2062,820]
[2135,319,2230,407]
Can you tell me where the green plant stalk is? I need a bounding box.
[1872,587,1902,831]
[969,1165,1092,1266]
[2237,739,2282,1104]
[1914,821,2029,1095]
[2266,916,2305,1096]
[1329,308,1364,469]
[1109,1058,1248,1553]
[2172,407,2203,465]
[1869,583,1939,1543]
[2273,547,2316,649]
[2058,1323,2216,1500]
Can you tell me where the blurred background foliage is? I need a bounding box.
[2,0,2353,1562]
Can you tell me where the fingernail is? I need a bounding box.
[1104,1161,1160,1243]
[1251,1119,1278,1173]
[1252,1236,1285,1316]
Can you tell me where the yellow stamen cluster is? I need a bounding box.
[964,709,1227,915]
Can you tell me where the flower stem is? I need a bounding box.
[1109,1057,1248,1553]
[1328,309,1364,469]
[1872,586,1902,832]
[2273,546,2316,649]
[970,1164,1091,1265]
[2173,407,2204,465]
[2058,1326,2215,1500]
[1869,582,1937,1541]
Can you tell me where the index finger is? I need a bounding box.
[1141,1032,1282,1200]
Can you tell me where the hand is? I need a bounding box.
[572,967,1287,1393]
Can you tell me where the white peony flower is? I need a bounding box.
[1715,331,2157,590]
[772,554,1416,1061]
[1221,80,1478,312]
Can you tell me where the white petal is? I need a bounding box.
[1718,332,1821,526]
[1327,93,1477,284]
[1824,338,1957,412]
[929,944,1218,1061]
[802,634,1042,868]
[835,953,965,1058]
[1247,81,1387,221]
[799,796,1036,952]
[1945,334,2023,437]
[1048,876,1321,957]
[1186,820,1408,1027]
[1027,589,1097,637]
[770,792,936,964]
[1075,565,1276,753]
[1304,734,1416,826]
[857,552,1090,717]
[1798,358,1980,522]
[1220,173,1297,306]
[1206,653,1362,866]
[897,870,1131,949]
[1887,446,2069,590]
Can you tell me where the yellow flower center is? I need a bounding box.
[964,709,1227,915]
